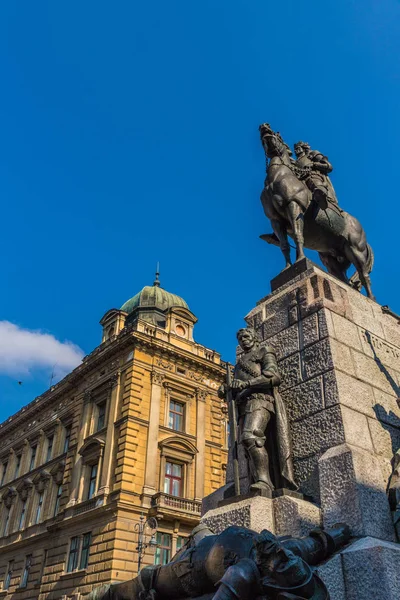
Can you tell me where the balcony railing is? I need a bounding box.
[72,497,98,516]
[151,492,201,515]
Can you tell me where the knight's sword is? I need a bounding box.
[226,363,240,496]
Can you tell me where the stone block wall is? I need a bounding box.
[244,262,399,540]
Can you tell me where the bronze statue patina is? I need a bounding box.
[219,327,297,493]
[88,522,351,599]
[293,141,338,208]
[259,123,374,300]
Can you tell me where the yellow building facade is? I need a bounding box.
[0,279,228,599]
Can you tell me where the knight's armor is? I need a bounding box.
[88,523,351,600]
[295,149,338,207]
[233,343,280,491]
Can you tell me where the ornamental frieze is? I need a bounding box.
[155,357,174,372]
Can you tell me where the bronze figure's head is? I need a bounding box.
[294,140,311,157]
[237,327,257,351]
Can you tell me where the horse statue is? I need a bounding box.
[259,123,374,300]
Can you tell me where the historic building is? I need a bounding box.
[0,276,228,599]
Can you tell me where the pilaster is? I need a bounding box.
[194,388,207,501]
[98,374,120,497]
[142,370,165,503]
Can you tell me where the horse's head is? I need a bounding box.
[259,123,292,160]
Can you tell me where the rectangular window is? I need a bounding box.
[20,554,32,588]
[164,462,182,497]
[96,402,106,431]
[4,560,13,590]
[79,532,91,569]
[154,532,171,565]
[63,425,72,453]
[3,508,10,536]
[54,484,62,516]
[37,549,47,584]
[46,436,54,462]
[18,500,27,530]
[67,536,79,572]
[35,492,44,524]
[14,454,21,479]
[168,400,184,432]
[87,464,98,500]
[1,461,8,486]
[29,445,37,471]
[176,536,187,552]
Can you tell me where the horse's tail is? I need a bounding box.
[349,243,374,290]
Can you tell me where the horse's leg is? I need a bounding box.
[344,243,375,301]
[271,218,292,270]
[286,201,305,262]
[319,252,349,283]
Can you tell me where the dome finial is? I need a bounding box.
[153,262,160,287]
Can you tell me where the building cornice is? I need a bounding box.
[0,328,227,440]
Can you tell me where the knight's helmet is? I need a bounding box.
[294,140,310,156]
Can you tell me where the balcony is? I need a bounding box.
[150,492,202,523]
[72,494,104,517]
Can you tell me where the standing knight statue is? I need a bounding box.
[219,327,297,493]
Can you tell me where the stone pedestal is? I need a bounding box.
[319,443,395,541]
[244,258,400,542]
[201,259,400,598]
[316,537,400,600]
[202,492,321,537]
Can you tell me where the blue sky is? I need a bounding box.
[0,1,399,418]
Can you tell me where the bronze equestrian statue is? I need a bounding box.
[259,123,374,300]
[88,522,350,600]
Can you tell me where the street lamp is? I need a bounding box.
[134,513,158,572]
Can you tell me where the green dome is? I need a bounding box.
[121,284,189,314]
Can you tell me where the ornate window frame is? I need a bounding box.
[0,487,17,536]
[78,438,105,501]
[158,436,198,498]
[48,460,65,517]
[163,383,194,434]
[31,470,51,524]
[15,478,33,531]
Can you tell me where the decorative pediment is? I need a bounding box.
[170,306,198,324]
[16,478,33,501]
[1,487,17,508]
[50,461,65,485]
[79,437,105,464]
[159,436,198,458]
[32,470,51,493]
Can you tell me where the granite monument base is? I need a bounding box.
[201,260,400,598]
[316,537,400,600]
[202,492,321,537]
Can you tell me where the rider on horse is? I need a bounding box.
[293,141,339,210]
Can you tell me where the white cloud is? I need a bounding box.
[0,321,85,380]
